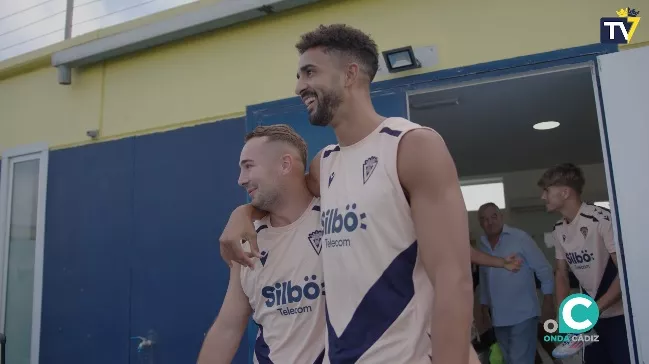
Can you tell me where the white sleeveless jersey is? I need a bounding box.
[240,197,326,364]
[552,203,623,318]
[318,117,435,364]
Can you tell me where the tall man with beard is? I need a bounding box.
[219,24,502,363]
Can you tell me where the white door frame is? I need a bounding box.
[592,46,649,364]
[407,62,593,96]
[0,142,49,364]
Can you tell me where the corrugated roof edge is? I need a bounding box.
[51,0,320,68]
[0,0,319,81]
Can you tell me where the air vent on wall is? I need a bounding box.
[508,197,546,213]
[409,98,460,110]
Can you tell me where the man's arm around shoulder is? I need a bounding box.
[305,149,322,198]
[220,149,323,268]
[197,265,252,364]
[398,128,474,364]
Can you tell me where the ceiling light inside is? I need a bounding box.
[533,121,560,130]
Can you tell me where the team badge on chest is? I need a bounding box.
[363,156,378,184]
[308,230,324,255]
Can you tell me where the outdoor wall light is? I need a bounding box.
[382,46,421,73]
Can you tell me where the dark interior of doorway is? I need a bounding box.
[409,66,604,177]
[408,65,609,364]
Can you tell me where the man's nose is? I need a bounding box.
[295,79,306,96]
[238,173,248,187]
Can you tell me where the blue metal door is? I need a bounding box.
[128,118,250,364]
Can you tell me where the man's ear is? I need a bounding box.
[345,63,360,87]
[280,154,294,175]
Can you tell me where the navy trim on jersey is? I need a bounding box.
[312,205,321,211]
[580,213,599,223]
[323,146,340,158]
[256,225,269,233]
[314,349,325,364]
[427,332,432,361]
[379,126,402,137]
[580,256,618,303]
[254,323,273,364]
[568,272,580,289]
[325,241,418,363]
[594,256,619,302]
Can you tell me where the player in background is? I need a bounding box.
[538,163,630,364]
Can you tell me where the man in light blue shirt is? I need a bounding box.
[478,202,555,364]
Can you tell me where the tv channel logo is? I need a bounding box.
[601,7,641,44]
[543,294,600,343]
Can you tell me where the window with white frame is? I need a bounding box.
[0,144,49,364]
[460,179,506,212]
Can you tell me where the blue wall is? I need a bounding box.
[41,118,249,364]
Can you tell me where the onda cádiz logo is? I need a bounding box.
[543,294,600,343]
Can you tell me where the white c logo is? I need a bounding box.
[562,297,593,330]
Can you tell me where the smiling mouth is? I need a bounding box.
[247,188,257,197]
[302,95,316,112]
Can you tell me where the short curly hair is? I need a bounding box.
[244,124,308,166]
[537,163,586,195]
[295,24,379,82]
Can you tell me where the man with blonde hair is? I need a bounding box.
[198,125,325,364]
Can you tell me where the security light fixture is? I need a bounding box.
[382,46,421,73]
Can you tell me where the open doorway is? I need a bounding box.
[408,64,609,364]
[408,64,608,261]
